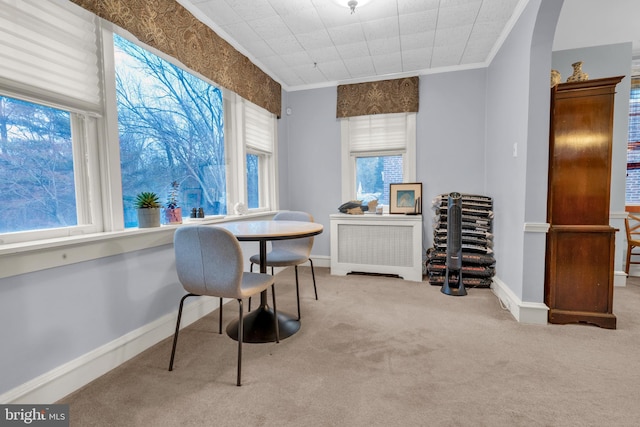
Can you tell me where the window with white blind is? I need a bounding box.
[341,113,416,206]
[0,0,101,112]
[243,100,276,211]
[0,0,102,242]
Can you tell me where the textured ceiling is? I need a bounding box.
[179,0,524,91]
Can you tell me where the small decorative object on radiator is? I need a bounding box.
[338,200,364,214]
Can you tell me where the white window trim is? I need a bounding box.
[230,96,277,214]
[0,210,277,280]
[340,112,416,203]
[0,98,104,245]
[99,21,125,232]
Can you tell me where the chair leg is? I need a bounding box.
[626,245,632,275]
[218,297,223,334]
[310,259,318,300]
[249,264,254,312]
[294,265,301,320]
[169,293,198,371]
[237,299,244,387]
[271,284,280,343]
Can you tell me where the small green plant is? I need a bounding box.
[166,181,180,209]
[135,192,161,209]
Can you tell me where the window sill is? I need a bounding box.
[0,211,275,280]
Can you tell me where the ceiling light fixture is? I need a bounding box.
[332,0,371,14]
[348,0,358,14]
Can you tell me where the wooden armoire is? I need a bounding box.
[545,75,624,329]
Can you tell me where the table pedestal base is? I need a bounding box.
[226,306,300,343]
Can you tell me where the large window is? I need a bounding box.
[0,0,278,245]
[114,34,227,226]
[341,113,416,206]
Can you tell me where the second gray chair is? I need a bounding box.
[250,211,317,320]
[169,225,278,386]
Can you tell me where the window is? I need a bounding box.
[0,96,76,233]
[627,76,640,204]
[246,153,260,208]
[0,0,278,247]
[341,113,416,206]
[242,100,276,211]
[0,0,101,243]
[114,34,227,226]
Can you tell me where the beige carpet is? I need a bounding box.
[60,268,640,426]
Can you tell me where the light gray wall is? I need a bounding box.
[484,0,563,302]
[416,69,487,247]
[485,0,544,301]
[553,0,640,58]
[277,90,290,210]
[520,0,564,303]
[280,87,341,257]
[0,238,263,397]
[0,245,182,394]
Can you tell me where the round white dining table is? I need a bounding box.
[214,220,323,343]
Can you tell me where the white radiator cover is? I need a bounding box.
[330,213,423,281]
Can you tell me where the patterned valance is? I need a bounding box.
[336,76,419,118]
[69,0,281,117]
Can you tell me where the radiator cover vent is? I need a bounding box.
[330,214,423,281]
[338,224,413,267]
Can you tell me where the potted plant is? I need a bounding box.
[165,181,182,224]
[135,191,161,228]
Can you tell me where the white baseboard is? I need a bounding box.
[491,276,549,325]
[310,255,330,269]
[614,270,627,287]
[0,297,220,404]
[269,256,329,275]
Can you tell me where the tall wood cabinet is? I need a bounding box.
[545,76,623,329]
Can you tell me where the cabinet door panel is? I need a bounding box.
[547,228,614,314]
[548,85,616,225]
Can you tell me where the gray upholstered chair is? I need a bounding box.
[250,211,317,320]
[168,225,278,386]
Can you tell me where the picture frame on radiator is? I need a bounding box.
[389,182,422,214]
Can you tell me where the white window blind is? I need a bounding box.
[244,100,274,153]
[0,0,101,111]
[348,113,408,153]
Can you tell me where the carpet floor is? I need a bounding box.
[60,267,640,426]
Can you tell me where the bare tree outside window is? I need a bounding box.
[0,96,77,233]
[114,34,227,226]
